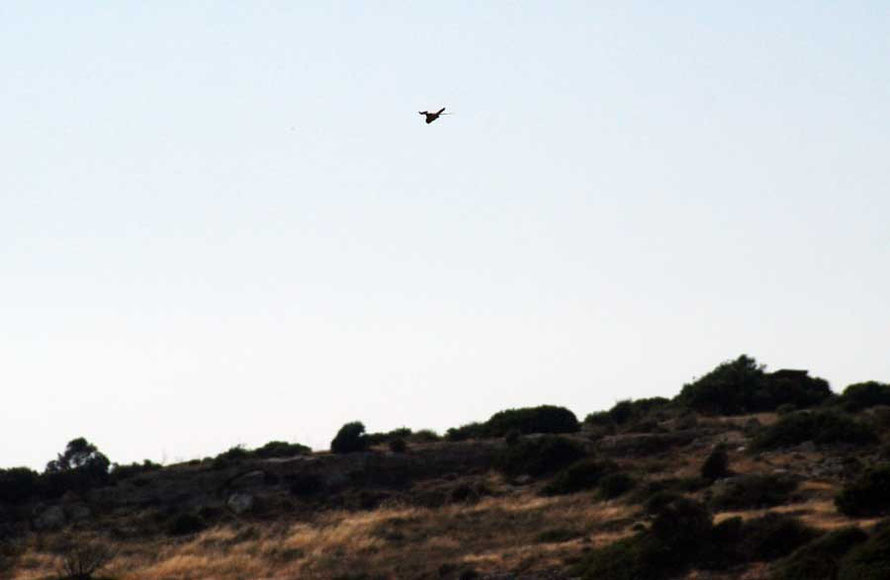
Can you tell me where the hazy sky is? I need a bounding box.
[3,2,889,470]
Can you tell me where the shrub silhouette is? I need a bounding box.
[676,356,831,415]
[738,513,819,562]
[651,497,714,566]
[388,438,407,453]
[43,438,111,497]
[751,411,877,451]
[57,540,115,580]
[541,458,617,495]
[710,473,799,510]
[835,464,890,517]
[838,523,890,580]
[331,422,369,454]
[840,381,890,412]
[485,405,579,436]
[253,441,311,459]
[496,436,586,477]
[167,513,206,536]
[0,467,41,503]
[772,526,868,580]
[288,473,324,497]
[445,422,486,441]
[110,460,161,482]
[606,397,670,427]
[700,444,730,481]
[598,472,635,499]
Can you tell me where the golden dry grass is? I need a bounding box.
[10,488,639,579]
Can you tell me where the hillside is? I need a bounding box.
[2,356,890,579]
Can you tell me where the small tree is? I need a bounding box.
[44,438,110,496]
[701,444,730,481]
[330,421,369,453]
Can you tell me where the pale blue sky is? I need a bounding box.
[2,2,889,469]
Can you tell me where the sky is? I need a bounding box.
[2,2,889,470]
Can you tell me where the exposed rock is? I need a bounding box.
[229,470,266,489]
[227,493,254,515]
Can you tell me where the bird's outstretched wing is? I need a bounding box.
[419,111,428,115]
[436,107,446,115]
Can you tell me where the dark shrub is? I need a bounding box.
[583,411,614,429]
[445,422,486,442]
[167,513,206,536]
[738,513,820,562]
[772,526,868,580]
[700,516,744,570]
[838,524,890,580]
[536,528,583,543]
[0,468,41,503]
[651,498,714,565]
[840,382,890,412]
[331,422,369,453]
[253,441,311,459]
[541,458,618,495]
[366,428,412,446]
[576,497,714,579]
[574,534,675,580]
[644,490,684,515]
[710,474,799,510]
[607,398,671,427]
[485,405,580,436]
[701,444,730,481]
[751,411,877,451]
[598,472,635,499]
[58,540,116,580]
[409,429,440,443]
[110,460,161,483]
[288,473,325,497]
[496,436,586,477]
[676,356,831,415]
[388,438,407,453]
[835,464,890,517]
[43,438,111,496]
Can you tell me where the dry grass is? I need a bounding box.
[11,488,638,579]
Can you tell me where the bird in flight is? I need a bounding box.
[419,107,448,124]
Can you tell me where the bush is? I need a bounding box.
[840,382,890,412]
[43,438,111,497]
[253,441,311,459]
[485,405,580,436]
[0,467,41,503]
[738,513,819,562]
[331,422,369,454]
[496,436,586,477]
[598,472,635,499]
[676,356,831,415]
[751,411,877,451]
[701,444,730,481]
[388,438,407,453]
[838,524,890,580]
[541,458,618,495]
[574,534,675,580]
[835,464,890,517]
[651,498,714,564]
[536,528,583,543]
[409,429,440,443]
[710,474,799,510]
[167,513,206,536]
[366,428,412,446]
[607,398,671,426]
[772,526,868,580]
[288,473,325,497]
[445,422,486,442]
[58,540,116,580]
[110,460,161,482]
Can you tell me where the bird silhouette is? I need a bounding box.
[419,107,447,124]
